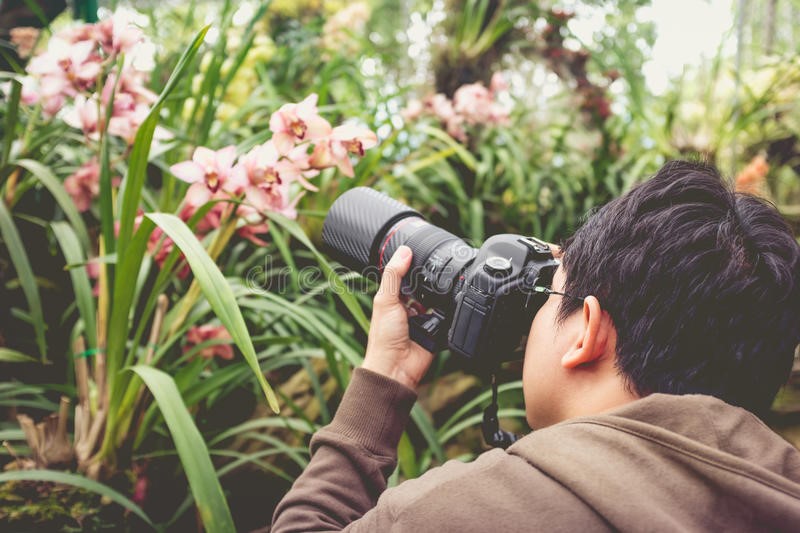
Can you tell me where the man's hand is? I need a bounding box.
[362,246,434,391]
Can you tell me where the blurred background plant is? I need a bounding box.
[0,0,799,530]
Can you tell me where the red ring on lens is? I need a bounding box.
[378,218,416,270]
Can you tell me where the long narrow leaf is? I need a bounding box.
[117,26,209,260]
[411,404,444,462]
[0,348,38,363]
[1,79,21,167]
[51,222,97,350]
[103,218,156,445]
[13,159,91,251]
[0,470,153,527]
[130,366,235,533]
[0,200,46,360]
[146,213,279,413]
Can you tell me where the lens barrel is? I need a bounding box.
[322,187,422,272]
[322,187,477,310]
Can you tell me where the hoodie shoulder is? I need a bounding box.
[507,394,800,531]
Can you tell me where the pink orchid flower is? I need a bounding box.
[236,220,271,247]
[445,115,467,142]
[244,185,300,220]
[180,184,229,235]
[94,14,144,56]
[453,82,494,125]
[232,141,302,193]
[61,24,95,44]
[63,95,100,138]
[490,72,509,94]
[27,38,101,97]
[269,94,333,154]
[85,258,101,297]
[108,103,150,144]
[64,159,100,212]
[401,99,424,122]
[143,225,191,279]
[102,70,156,108]
[170,146,237,193]
[309,124,378,177]
[185,324,234,361]
[284,144,320,191]
[426,93,455,123]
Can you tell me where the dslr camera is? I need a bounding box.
[322,187,560,372]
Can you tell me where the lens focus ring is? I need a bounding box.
[322,187,421,272]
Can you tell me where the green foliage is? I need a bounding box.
[131,366,234,532]
[1,0,799,529]
[146,213,279,412]
[0,470,151,528]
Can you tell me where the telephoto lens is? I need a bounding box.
[322,187,477,311]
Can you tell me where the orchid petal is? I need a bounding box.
[170,161,205,183]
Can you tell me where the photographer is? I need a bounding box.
[271,161,800,531]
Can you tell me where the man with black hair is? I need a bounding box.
[272,161,800,531]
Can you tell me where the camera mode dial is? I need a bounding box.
[484,256,512,275]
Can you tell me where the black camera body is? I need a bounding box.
[322,187,559,371]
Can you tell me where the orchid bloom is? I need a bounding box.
[27,38,101,98]
[180,184,228,235]
[490,72,509,94]
[63,95,100,138]
[102,70,156,107]
[401,99,424,122]
[453,82,494,124]
[94,14,144,56]
[236,219,271,247]
[64,159,100,212]
[108,103,150,144]
[170,146,237,193]
[309,124,378,177]
[85,258,101,297]
[232,141,302,193]
[185,324,234,361]
[242,183,300,219]
[268,94,332,154]
[230,142,305,220]
[427,93,456,123]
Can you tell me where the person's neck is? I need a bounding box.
[558,374,640,422]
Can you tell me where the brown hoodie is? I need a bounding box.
[271,368,800,532]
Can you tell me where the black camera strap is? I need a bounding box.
[481,373,520,449]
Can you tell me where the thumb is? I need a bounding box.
[374,246,412,308]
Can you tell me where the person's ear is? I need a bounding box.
[561,296,609,369]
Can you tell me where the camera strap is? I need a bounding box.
[481,373,520,449]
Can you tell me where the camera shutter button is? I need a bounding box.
[484,256,512,275]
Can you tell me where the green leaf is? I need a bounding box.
[0,348,38,363]
[103,218,156,446]
[262,211,370,334]
[117,26,209,261]
[419,125,477,171]
[51,222,97,350]
[0,469,153,527]
[99,57,123,264]
[0,200,46,360]
[146,213,279,413]
[411,404,444,462]
[130,366,234,533]
[1,78,21,167]
[13,159,91,251]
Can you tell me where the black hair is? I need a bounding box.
[558,160,800,415]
